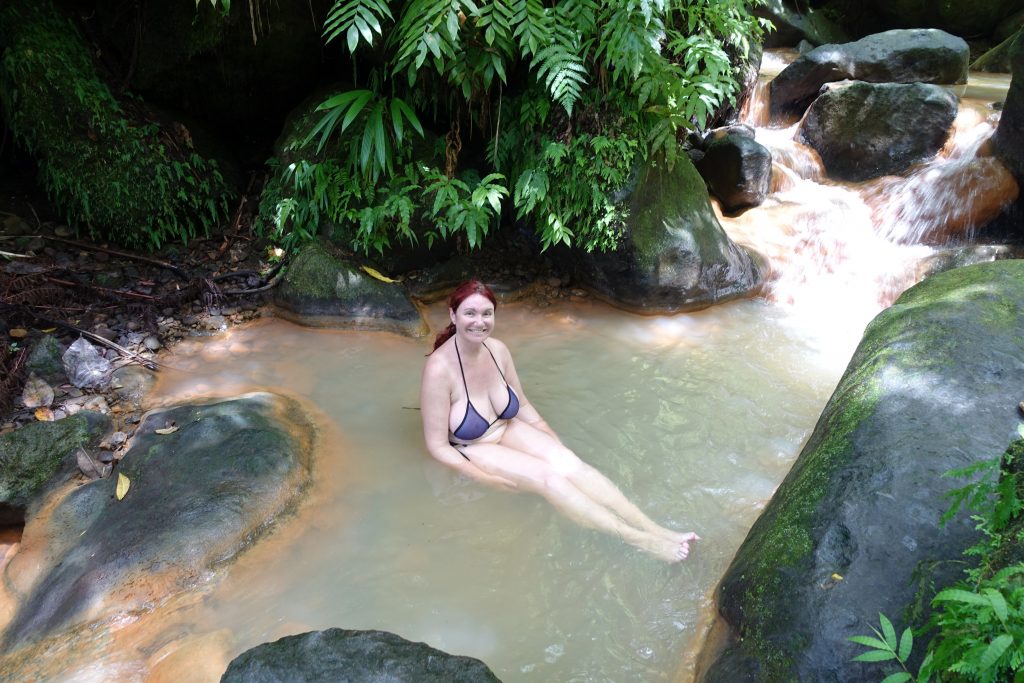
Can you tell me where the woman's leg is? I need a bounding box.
[501,419,697,545]
[460,442,689,562]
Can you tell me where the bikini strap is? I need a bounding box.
[482,342,509,384]
[453,337,472,394]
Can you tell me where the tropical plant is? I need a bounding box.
[255,0,768,255]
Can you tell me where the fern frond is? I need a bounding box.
[324,0,395,53]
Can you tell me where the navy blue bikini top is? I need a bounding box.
[451,338,520,442]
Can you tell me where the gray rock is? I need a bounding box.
[770,29,969,118]
[695,134,773,213]
[0,411,110,525]
[798,81,957,182]
[701,261,1024,682]
[756,0,849,49]
[273,240,427,336]
[869,0,1024,39]
[143,334,161,351]
[995,32,1024,183]
[221,629,502,683]
[25,335,66,384]
[573,156,762,313]
[1,393,315,650]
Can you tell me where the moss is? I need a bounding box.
[0,413,107,507]
[281,240,349,299]
[0,0,234,249]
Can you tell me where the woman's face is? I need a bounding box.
[450,293,495,342]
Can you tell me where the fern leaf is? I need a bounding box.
[979,634,1013,672]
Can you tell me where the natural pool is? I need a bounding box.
[137,296,852,682]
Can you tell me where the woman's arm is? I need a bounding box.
[420,355,518,489]
[491,339,562,444]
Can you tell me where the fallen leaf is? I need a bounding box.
[116,473,131,500]
[1019,422,1024,439]
[9,328,27,339]
[41,327,57,333]
[831,573,844,581]
[34,407,54,422]
[154,425,179,435]
[361,265,400,284]
[22,374,54,408]
[75,447,110,480]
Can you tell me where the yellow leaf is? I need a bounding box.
[34,407,54,421]
[154,425,179,435]
[41,327,57,333]
[361,266,400,284]
[831,573,844,581]
[116,473,130,500]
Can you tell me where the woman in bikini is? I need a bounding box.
[420,280,699,563]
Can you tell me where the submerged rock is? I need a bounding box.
[221,629,502,682]
[574,156,762,313]
[272,240,426,336]
[700,261,1024,682]
[770,29,968,118]
[0,393,314,650]
[799,81,957,182]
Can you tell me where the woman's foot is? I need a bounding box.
[636,531,698,563]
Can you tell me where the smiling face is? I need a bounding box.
[450,292,495,343]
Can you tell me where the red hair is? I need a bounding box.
[431,280,497,351]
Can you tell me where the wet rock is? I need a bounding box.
[573,156,762,313]
[770,29,969,118]
[0,411,110,526]
[995,32,1024,184]
[695,134,773,213]
[91,326,117,342]
[110,366,156,409]
[756,0,848,49]
[143,335,161,351]
[701,261,1024,682]
[1,392,315,650]
[62,338,112,388]
[221,629,502,683]
[25,335,66,384]
[799,81,958,182]
[20,374,54,409]
[273,240,427,336]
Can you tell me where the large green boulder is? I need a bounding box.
[0,0,234,248]
[756,0,849,48]
[0,412,110,525]
[221,629,502,683]
[573,156,762,313]
[0,393,314,656]
[700,261,1024,682]
[272,240,427,335]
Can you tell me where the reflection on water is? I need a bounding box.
[111,298,845,683]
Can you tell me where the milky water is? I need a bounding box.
[135,297,846,683]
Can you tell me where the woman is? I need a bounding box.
[420,280,699,563]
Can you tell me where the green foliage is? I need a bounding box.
[0,0,232,249]
[257,0,766,255]
[848,613,927,683]
[849,434,1024,683]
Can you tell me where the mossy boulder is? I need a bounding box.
[700,260,1024,682]
[695,133,773,213]
[770,29,968,118]
[757,0,849,48]
[0,411,110,526]
[0,393,314,653]
[799,81,958,182]
[221,629,502,683]
[0,0,234,248]
[272,240,426,335]
[573,156,762,313]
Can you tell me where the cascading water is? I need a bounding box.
[722,51,1018,347]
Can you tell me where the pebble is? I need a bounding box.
[54,225,72,237]
[143,335,161,351]
[162,307,175,316]
[8,328,27,339]
[92,326,118,342]
[127,321,142,331]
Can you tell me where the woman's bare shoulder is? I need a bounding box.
[422,343,453,380]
